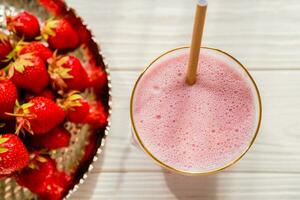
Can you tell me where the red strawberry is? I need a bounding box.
[25,89,56,102]
[0,78,18,119]
[39,0,64,15]
[0,31,13,68]
[30,127,71,149]
[9,53,49,93]
[48,55,89,91]
[87,67,107,93]
[16,154,71,199]
[15,155,56,194]
[6,11,40,40]
[39,89,56,100]
[83,101,108,128]
[0,134,29,175]
[77,23,92,44]
[82,133,97,163]
[63,91,89,123]
[12,97,65,135]
[0,174,10,180]
[42,18,79,50]
[19,41,52,62]
[39,171,71,200]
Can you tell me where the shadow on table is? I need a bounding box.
[163,169,217,200]
[70,145,108,199]
[114,142,131,191]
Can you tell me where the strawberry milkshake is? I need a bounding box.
[131,47,261,174]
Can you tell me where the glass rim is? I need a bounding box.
[130,46,263,176]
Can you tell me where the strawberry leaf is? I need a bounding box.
[11,53,34,73]
[0,137,9,144]
[0,31,9,43]
[15,39,27,53]
[36,156,47,163]
[15,99,20,107]
[56,56,69,66]
[21,102,34,110]
[56,67,73,79]
[69,94,82,101]
[4,50,15,62]
[42,19,59,40]
[28,162,36,169]
[21,102,34,114]
[0,147,8,153]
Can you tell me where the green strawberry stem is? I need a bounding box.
[62,91,83,110]
[4,112,26,117]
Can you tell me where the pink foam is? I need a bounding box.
[132,49,257,172]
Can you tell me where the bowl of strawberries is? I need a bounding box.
[0,0,111,199]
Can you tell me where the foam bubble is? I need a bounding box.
[133,48,257,172]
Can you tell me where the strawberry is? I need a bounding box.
[19,41,52,62]
[15,155,56,194]
[30,127,71,149]
[25,89,56,101]
[81,133,97,163]
[38,171,71,200]
[16,154,71,199]
[0,78,18,119]
[0,134,29,175]
[39,0,64,15]
[0,174,9,180]
[9,53,49,93]
[39,89,56,100]
[83,101,108,128]
[0,31,13,68]
[6,11,40,40]
[64,15,91,44]
[42,18,79,50]
[48,55,89,91]
[63,91,89,123]
[87,67,107,93]
[12,97,65,135]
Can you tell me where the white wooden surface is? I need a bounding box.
[65,0,300,199]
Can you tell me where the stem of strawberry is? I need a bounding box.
[15,119,24,135]
[4,112,26,117]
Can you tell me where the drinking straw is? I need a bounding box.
[186,0,207,85]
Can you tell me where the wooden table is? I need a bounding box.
[66,0,300,199]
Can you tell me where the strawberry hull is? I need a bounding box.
[0,32,13,68]
[0,134,29,175]
[43,18,79,51]
[19,42,53,62]
[48,55,89,91]
[26,97,66,134]
[6,11,40,40]
[10,55,50,94]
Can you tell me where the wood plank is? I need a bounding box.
[91,70,300,173]
[66,0,300,70]
[70,171,300,200]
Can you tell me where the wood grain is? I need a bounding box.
[62,0,300,199]
[71,172,300,200]
[67,0,300,70]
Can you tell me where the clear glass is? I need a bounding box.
[130,47,262,175]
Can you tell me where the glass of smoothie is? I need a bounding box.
[130,46,262,175]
